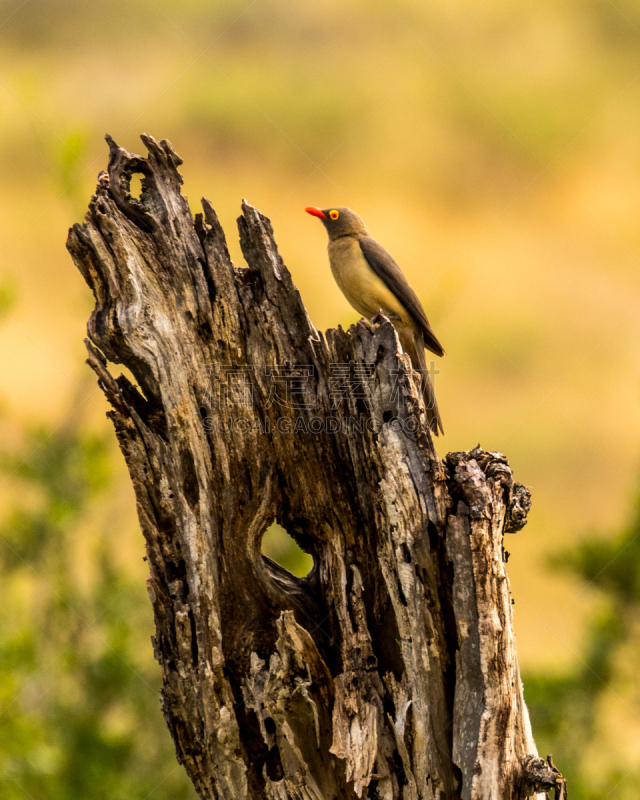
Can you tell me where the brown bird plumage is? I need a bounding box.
[305,205,445,435]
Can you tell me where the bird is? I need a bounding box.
[305,205,445,435]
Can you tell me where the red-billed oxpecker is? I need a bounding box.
[305,205,445,435]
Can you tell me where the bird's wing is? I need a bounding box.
[359,236,445,357]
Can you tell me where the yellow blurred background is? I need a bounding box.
[1,0,639,796]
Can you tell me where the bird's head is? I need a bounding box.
[305,206,368,239]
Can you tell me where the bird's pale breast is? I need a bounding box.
[328,236,411,326]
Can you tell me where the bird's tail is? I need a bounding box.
[410,330,444,436]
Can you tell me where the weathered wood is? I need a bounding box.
[522,756,567,800]
[67,133,563,800]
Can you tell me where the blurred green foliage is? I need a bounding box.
[525,489,640,798]
[262,520,314,577]
[0,424,197,798]
[49,129,92,219]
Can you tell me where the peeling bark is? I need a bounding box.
[67,134,564,800]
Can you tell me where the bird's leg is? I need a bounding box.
[371,308,400,325]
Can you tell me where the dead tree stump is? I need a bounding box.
[67,134,565,800]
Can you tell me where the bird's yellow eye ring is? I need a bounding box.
[329,210,339,220]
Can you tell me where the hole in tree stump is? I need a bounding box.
[261,520,313,578]
[129,172,144,200]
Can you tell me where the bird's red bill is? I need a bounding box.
[305,206,327,219]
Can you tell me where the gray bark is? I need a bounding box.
[67,133,566,800]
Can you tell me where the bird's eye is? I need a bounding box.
[329,210,339,220]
